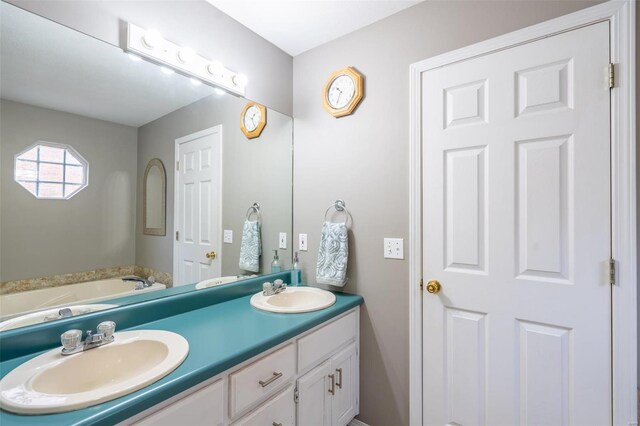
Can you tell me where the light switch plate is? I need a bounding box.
[223,230,233,244]
[384,238,404,259]
[299,234,308,251]
[279,232,287,249]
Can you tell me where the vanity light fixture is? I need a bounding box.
[141,29,163,50]
[126,23,246,96]
[177,47,195,64]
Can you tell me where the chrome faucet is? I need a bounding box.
[123,276,155,290]
[60,321,116,355]
[263,279,287,296]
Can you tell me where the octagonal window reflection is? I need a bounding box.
[14,142,88,199]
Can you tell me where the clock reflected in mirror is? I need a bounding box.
[240,102,267,139]
[322,66,364,118]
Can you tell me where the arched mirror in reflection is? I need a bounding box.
[143,159,166,236]
[0,1,293,332]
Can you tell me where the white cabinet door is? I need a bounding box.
[297,359,332,426]
[232,386,295,426]
[134,379,224,426]
[330,343,358,426]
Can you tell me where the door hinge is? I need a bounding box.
[294,387,299,404]
[420,278,423,291]
[608,63,615,89]
[609,258,616,285]
[176,161,179,171]
[175,231,179,241]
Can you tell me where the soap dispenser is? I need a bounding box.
[271,250,282,273]
[292,252,302,286]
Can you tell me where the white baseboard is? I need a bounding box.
[349,419,370,426]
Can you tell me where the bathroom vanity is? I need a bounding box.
[127,308,359,426]
[0,276,363,426]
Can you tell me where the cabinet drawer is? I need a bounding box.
[298,310,357,373]
[133,379,224,426]
[229,343,295,418]
[232,386,295,426]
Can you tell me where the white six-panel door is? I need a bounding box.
[174,126,222,286]
[422,22,611,425]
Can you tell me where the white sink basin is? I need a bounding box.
[0,304,117,332]
[195,275,240,290]
[0,330,189,414]
[250,287,336,313]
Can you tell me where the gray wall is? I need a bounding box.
[6,0,293,116]
[292,1,602,424]
[136,94,293,279]
[0,100,138,281]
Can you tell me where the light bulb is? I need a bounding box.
[127,53,142,62]
[160,66,174,75]
[142,29,163,49]
[177,47,195,64]
[207,61,224,77]
[190,78,202,86]
[233,74,248,87]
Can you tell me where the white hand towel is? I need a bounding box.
[316,221,348,286]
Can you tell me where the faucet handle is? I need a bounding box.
[61,329,83,351]
[97,321,116,340]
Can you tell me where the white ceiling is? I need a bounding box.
[206,0,422,56]
[1,2,216,128]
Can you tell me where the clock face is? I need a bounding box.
[327,74,356,109]
[243,105,261,132]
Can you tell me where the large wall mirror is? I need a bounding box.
[0,2,293,332]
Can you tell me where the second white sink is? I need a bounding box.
[0,330,189,414]
[250,287,336,314]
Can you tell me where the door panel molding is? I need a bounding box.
[408,2,635,424]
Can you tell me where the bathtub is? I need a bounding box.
[0,278,166,320]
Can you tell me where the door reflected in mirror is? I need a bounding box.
[143,159,166,235]
[0,1,293,331]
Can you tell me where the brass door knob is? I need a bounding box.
[206,251,217,260]
[426,280,441,294]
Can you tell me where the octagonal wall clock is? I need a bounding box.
[240,102,267,139]
[322,66,364,118]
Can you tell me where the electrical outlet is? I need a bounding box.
[223,230,233,244]
[384,238,404,259]
[279,232,287,249]
[299,233,308,251]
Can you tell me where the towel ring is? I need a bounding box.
[324,199,349,224]
[246,202,261,222]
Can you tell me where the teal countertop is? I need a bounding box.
[0,291,363,426]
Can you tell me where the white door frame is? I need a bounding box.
[173,125,223,284]
[408,2,636,424]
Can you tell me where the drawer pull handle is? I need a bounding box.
[328,373,335,395]
[336,368,343,389]
[272,423,282,426]
[259,372,283,387]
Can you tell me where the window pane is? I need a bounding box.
[17,147,38,161]
[39,163,64,182]
[19,181,37,196]
[38,183,63,198]
[64,184,81,197]
[15,160,37,180]
[65,165,84,184]
[66,152,82,165]
[39,145,65,162]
